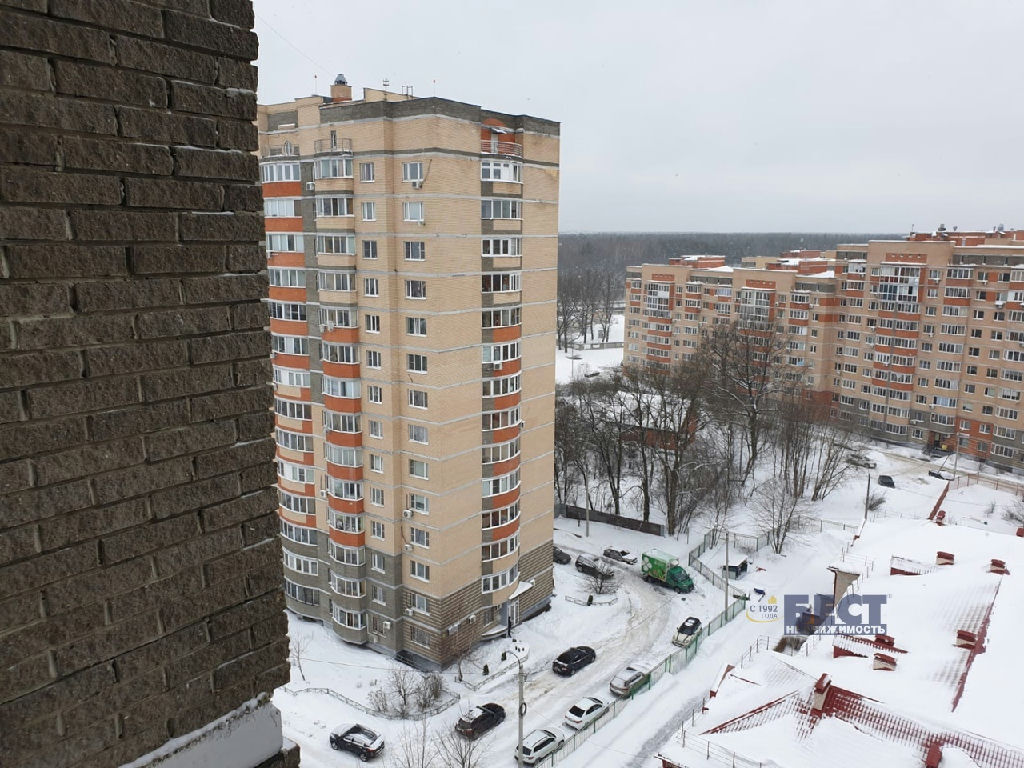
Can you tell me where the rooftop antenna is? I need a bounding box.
[313,72,317,94]
[382,77,390,89]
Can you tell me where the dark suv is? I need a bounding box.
[552,645,596,676]
[330,723,384,761]
[575,554,612,578]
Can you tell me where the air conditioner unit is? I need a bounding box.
[411,180,423,190]
[402,509,414,519]
[382,620,392,631]
[405,607,415,617]
[996,301,1005,307]
[317,489,327,499]
[305,182,315,191]
[518,421,526,429]
[466,613,475,623]
[403,543,413,552]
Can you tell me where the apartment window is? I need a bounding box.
[481,272,521,293]
[407,493,429,514]
[269,267,305,287]
[371,520,385,539]
[322,377,361,398]
[403,201,424,222]
[371,552,385,573]
[482,237,522,257]
[408,424,428,444]
[367,385,383,404]
[284,579,319,606]
[481,563,518,594]
[409,560,430,581]
[370,487,384,506]
[277,459,313,484]
[369,454,383,473]
[371,585,386,605]
[317,270,354,292]
[402,162,424,182]
[368,419,383,438]
[410,527,430,547]
[263,198,298,217]
[412,593,429,614]
[404,241,426,261]
[321,342,356,364]
[482,438,520,464]
[409,460,429,479]
[482,501,520,529]
[280,519,317,546]
[409,625,430,647]
[324,411,360,433]
[314,156,352,179]
[408,390,428,409]
[365,314,380,333]
[315,195,353,217]
[482,373,520,397]
[407,354,427,373]
[260,162,300,182]
[362,240,378,259]
[482,468,520,497]
[273,367,310,388]
[315,234,355,254]
[359,162,374,182]
[406,317,427,336]
[274,397,311,421]
[266,233,301,252]
[483,342,520,364]
[482,534,519,561]
[363,277,379,297]
[278,489,313,516]
[405,280,426,299]
[271,334,308,356]
[282,551,318,576]
[482,406,520,430]
[325,444,361,468]
[361,201,376,221]
[276,428,312,454]
[482,307,521,328]
[481,198,521,219]
[480,160,521,182]
[269,301,306,321]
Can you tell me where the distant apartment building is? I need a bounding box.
[257,78,559,667]
[626,228,1024,474]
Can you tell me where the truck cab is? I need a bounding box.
[641,549,695,593]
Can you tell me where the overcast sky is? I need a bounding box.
[253,0,1023,233]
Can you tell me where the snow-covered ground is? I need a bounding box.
[555,314,624,384]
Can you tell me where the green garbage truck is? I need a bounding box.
[641,549,694,593]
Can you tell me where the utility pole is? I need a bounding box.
[513,650,525,768]
[724,531,730,615]
[863,474,872,523]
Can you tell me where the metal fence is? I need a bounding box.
[278,684,460,720]
[556,503,666,536]
[951,472,1024,497]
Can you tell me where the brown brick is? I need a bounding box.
[0,89,118,134]
[213,638,287,691]
[0,542,97,600]
[153,526,239,578]
[217,116,257,150]
[179,211,263,242]
[114,623,208,682]
[0,390,23,423]
[165,629,250,689]
[137,305,231,338]
[225,243,265,272]
[0,206,68,241]
[172,81,254,119]
[0,350,82,389]
[216,58,257,91]
[222,185,262,213]
[50,0,165,37]
[107,566,203,623]
[0,603,106,664]
[0,321,11,350]
[33,437,144,486]
[163,11,258,59]
[0,458,32,494]
[174,146,256,180]
[63,135,173,174]
[101,512,198,564]
[55,611,162,676]
[0,167,121,205]
[210,0,254,28]
[183,274,266,304]
[189,330,267,364]
[1,480,94,528]
[4,245,127,279]
[44,557,154,616]
[238,459,275,493]
[3,722,115,768]
[131,244,226,274]
[145,420,235,461]
[38,499,150,551]
[0,49,51,91]
[92,455,192,506]
[0,665,116,732]
[0,12,115,63]
[86,339,188,377]
[191,386,267,422]
[115,35,218,82]
[160,573,246,632]
[71,210,177,242]
[125,177,223,209]
[0,592,43,634]
[194,437,273,479]
[149,473,238,520]
[61,667,166,734]
[207,590,282,641]
[142,362,232,402]
[75,277,181,312]
[234,409,273,441]
[205,534,276,585]
[54,60,167,108]
[0,417,88,461]
[200,488,275,532]
[0,523,38,566]
[0,126,57,166]
[87,400,187,441]
[15,313,135,351]
[0,651,53,701]
[250,610,287,649]
[117,105,217,146]
[254,661,290,696]
[0,282,69,315]
[26,376,139,419]
[241,512,278,548]
[234,357,271,387]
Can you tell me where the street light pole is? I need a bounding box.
[511,649,526,768]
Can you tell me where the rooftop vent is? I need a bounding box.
[873,652,897,671]
[334,74,348,85]
[811,674,831,714]
[989,558,1009,575]
[936,551,955,566]
[955,630,978,650]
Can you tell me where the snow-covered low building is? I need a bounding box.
[657,516,1024,768]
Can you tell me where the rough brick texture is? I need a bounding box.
[0,2,292,766]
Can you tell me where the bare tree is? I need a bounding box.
[289,631,312,683]
[553,390,582,507]
[432,727,490,768]
[596,272,618,343]
[388,668,418,718]
[388,720,435,768]
[809,406,854,501]
[621,371,658,523]
[571,374,632,517]
[368,682,389,714]
[752,477,805,554]
[584,567,618,595]
[415,672,444,711]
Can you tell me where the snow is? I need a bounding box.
[556,313,625,384]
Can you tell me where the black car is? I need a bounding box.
[553,546,571,565]
[878,474,895,488]
[928,469,954,481]
[330,723,384,761]
[455,703,505,738]
[552,645,596,676]
[574,554,613,578]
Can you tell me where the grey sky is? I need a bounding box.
[253,0,1024,233]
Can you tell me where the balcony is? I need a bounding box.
[262,144,299,158]
[481,140,523,158]
[314,137,353,155]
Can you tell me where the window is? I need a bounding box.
[269,301,306,321]
[362,239,378,259]
[403,201,424,222]
[481,198,521,219]
[363,277,379,297]
[319,306,357,330]
[284,579,319,606]
[314,156,352,179]
[317,270,354,291]
[371,552,385,573]
[410,527,430,547]
[269,267,305,287]
[328,480,362,503]
[482,308,521,328]
[407,493,429,514]
[361,201,376,221]
[325,444,361,467]
[371,520,385,539]
[315,234,355,254]
[482,468,519,497]
[324,411,360,433]
[481,272,521,293]
[407,354,427,373]
[408,459,429,479]
[282,551,318,575]
[371,585,386,605]
[280,519,318,545]
[404,241,426,261]
[365,314,380,333]
[332,606,366,630]
[482,406,520,430]
[276,428,312,453]
[483,342,520,364]
[263,198,298,217]
[482,237,522,257]
[273,367,310,388]
[480,160,521,182]
[482,501,520,529]
[409,625,430,647]
[482,438,520,464]
[271,334,308,356]
[408,424,428,444]
[330,542,364,566]
[405,280,426,299]
[322,377,361,398]
[368,419,383,438]
[278,489,313,515]
[359,162,374,182]
[409,560,430,581]
[482,373,520,397]
[406,317,427,336]
[321,342,356,364]
[260,162,300,182]
[274,397,311,421]
[402,162,424,182]
[408,390,428,409]
[370,487,384,506]
[277,459,313,484]
[315,195,353,217]
[412,593,429,614]
[367,385,383,404]
[481,563,518,593]
[266,234,302,254]
[482,533,518,561]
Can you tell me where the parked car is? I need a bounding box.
[846,453,877,469]
[575,554,613,578]
[455,703,505,739]
[878,474,895,488]
[603,548,637,565]
[672,617,702,648]
[514,728,565,765]
[330,723,384,761]
[564,696,610,730]
[553,546,571,565]
[552,645,597,676]
[609,664,652,698]
[928,469,955,481]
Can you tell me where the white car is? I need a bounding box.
[514,728,565,765]
[564,696,609,730]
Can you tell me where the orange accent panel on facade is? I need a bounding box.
[329,529,366,548]
[262,181,302,197]
[323,394,361,413]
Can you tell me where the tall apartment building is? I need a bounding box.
[257,78,559,667]
[626,228,1024,474]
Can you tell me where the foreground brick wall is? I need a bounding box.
[0,1,295,766]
